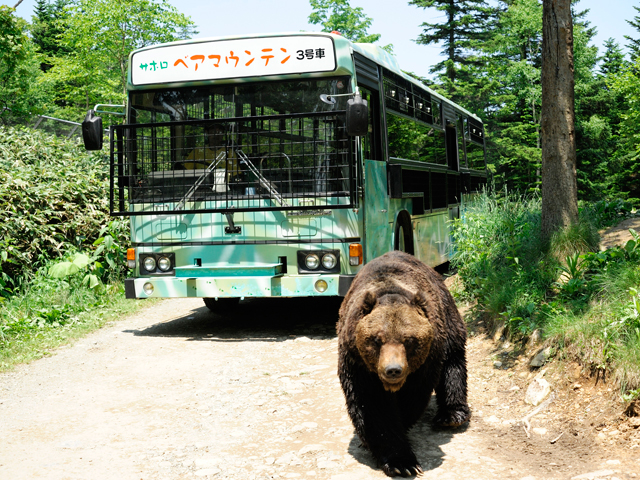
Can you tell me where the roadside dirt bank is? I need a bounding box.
[1,292,639,480]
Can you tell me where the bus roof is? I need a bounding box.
[128,31,481,122]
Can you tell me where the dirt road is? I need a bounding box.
[1,296,639,480]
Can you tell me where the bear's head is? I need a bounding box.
[354,289,434,392]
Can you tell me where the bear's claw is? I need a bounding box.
[433,407,471,428]
[382,461,423,477]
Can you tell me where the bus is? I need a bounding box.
[82,32,487,311]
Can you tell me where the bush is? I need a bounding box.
[452,189,640,392]
[451,190,555,332]
[0,126,115,290]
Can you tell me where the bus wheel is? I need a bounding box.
[203,297,240,313]
[394,215,414,255]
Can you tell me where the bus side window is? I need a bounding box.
[359,86,380,160]
[458,117,468,169]
[445,120,459,171]
[466,118,486,170]
[466,141,486,170]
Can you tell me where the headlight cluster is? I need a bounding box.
[297,250,340,274]
[139,253,175,274]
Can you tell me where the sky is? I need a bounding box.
[7,0,640,80]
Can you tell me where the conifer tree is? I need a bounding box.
[600,38,626,77]
[31,0,70,71]
[625,6,640,61]
[410,0,495,87]
[308,0,379,43]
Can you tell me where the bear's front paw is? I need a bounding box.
[381,452,423,477]
[433,406,471,428]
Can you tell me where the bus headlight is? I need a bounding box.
[305,254,320,270]
[139,253,175,274]
[321,253,337,270]
[143,256,157,272]
[297,250,340,273]
[157,256,172,272]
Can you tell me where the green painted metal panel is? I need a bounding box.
[363,160,391,262]
[411,212,451,267]
[174,262,283,278]
[130,274,340,298]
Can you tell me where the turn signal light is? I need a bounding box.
[127,248,136,268]
[349,243,363,266]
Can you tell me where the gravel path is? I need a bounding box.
[1,296,639,480]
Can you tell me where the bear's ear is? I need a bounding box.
[411,290,429,315]
[360,290,377,317]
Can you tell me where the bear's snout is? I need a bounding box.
[385,364,403,378]
[378,343,408,391]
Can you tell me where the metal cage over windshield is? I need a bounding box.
[109,112,355,215]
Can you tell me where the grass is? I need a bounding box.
[0,128,158,372]
[0,264,158,372]
[451,191,640,396]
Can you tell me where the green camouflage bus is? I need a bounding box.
[82,32,487,312]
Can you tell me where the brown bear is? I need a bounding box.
[337,250,470,477]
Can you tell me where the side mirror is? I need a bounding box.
[346,94,368,136]
[82,110,103,150]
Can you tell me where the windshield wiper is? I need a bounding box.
[236,149,289,208]
[174,150,226,211]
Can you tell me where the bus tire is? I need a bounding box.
[394,213,414,255]
[203,297,240,313]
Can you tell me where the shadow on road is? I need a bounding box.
[124,296,342,343]
[344,400,467,476]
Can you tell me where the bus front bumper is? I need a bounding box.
[124,274,355,299]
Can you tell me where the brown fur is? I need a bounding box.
[337,251,470,477]
[354,292,434,392]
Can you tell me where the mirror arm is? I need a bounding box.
[93,104,126,117]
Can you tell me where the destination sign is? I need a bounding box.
[131,35,337,86]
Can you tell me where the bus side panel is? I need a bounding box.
[363,159,391,262]
[412,212,450,267]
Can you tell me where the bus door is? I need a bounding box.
[445,119,460,172]
[355,54,389,263]
[445,117,462,226]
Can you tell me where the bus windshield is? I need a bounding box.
[130,77,351,121]
[115,77,354,214]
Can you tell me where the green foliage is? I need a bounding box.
[624,5,640,61]
[0,6,49,124]
[454,190,640,390]
[0,125,134,372]
[46,222,129,291]
[31,0,71,61]
[410,0,495,87]
[0,257,149,371]
[451,190,552,326]
[607,58,640,200]
[0,126,115,288]
[38,0,196,120]
[308,0,391,50]
[475,0,542,190]
[308,0,378,42]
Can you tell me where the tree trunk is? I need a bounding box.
[540,0,578,240]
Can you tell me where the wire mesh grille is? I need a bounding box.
[111,112,354,215]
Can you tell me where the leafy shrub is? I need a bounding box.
[451,190,554,332]
[588,198,636,227]
[453,190,640,391]
[0,126,115,288]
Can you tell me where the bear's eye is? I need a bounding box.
[404,337,418,352]
[367,336,382,348]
